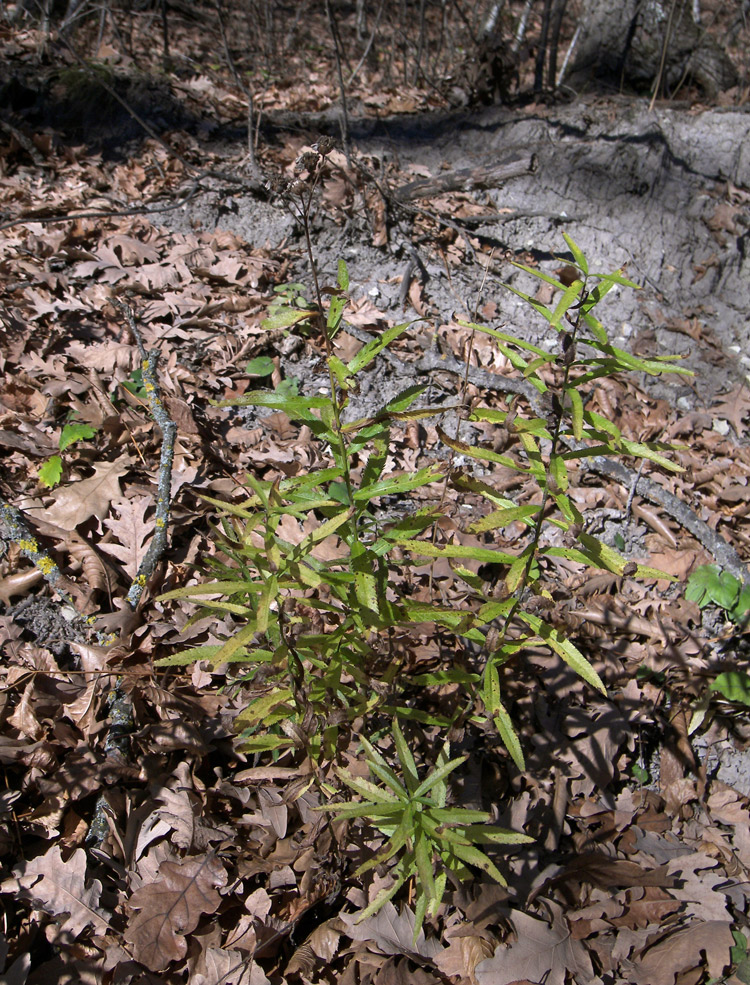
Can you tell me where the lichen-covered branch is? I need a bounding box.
[0,497,96,625]
[117,302,177,609]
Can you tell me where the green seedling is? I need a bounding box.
[38,420,100,489]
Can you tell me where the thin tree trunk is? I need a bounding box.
[511,0,535,55]
[534,0,553,91]
[547,0,568,87]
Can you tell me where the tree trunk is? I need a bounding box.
[561,0,738,99]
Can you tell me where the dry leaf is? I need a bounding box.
[125,855,227,971]
[630,921,733,985]
[43,458,132,530]
[342,902,444,961]
[5,845,110,938]
[475,904,593,985]
[193,947,269,985]
[99,496,155,578]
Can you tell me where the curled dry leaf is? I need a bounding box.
[124,854,227,971]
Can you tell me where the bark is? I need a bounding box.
[562,0,738,98]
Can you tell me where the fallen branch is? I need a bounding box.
[0,497,96,622]
[393,155,537,202]
[116,302,177,609]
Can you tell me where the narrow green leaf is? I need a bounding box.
[549,454,569,492]
[328,354,354,389]
[561,233,588,275]
[335,769,401,804]
[567,387,584,440]
[484,661,525,771]
[518,610,606,694]
[239,734,294,753]
[348,322,413,374]
[234,686,293,725]
[448,842,507,885]
[468,503,541,534]
[550,280,584,329]
[353,463,445,501]
[396,540,517,564]
[428,807,490,825]
[620,439,683,472]
[393,719,420,795]
[436,425,523,470]
[261,307,315,331]
[413,755,467,799]
[414,830,437,901]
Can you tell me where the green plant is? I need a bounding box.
[685,565,750,732]
[38,420,99,489]
[319,719,532,938]
[157,151,690,922]
[685,564,750,625]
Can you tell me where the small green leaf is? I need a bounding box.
[38,456,63,488]
[59,422,97,452]
[245,356,275,377]
[685,565,740,612]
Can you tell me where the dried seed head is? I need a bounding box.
[295,150,321,174]
[315,135,335,156]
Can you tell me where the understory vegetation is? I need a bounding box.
[1,3,750,985]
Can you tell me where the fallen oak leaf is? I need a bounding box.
[124,854,227,971]
[629,920,733,985]
[3,845,110,938]
[41,457,132,531]
[99,496,155,579]
[475,903,593,985]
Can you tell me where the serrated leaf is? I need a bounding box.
[59,422,98,452]
[348,322,412,374]
[38,455,63,488]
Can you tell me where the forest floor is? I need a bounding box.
[2,3,750,984]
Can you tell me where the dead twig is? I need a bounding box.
[116,302,177,610]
